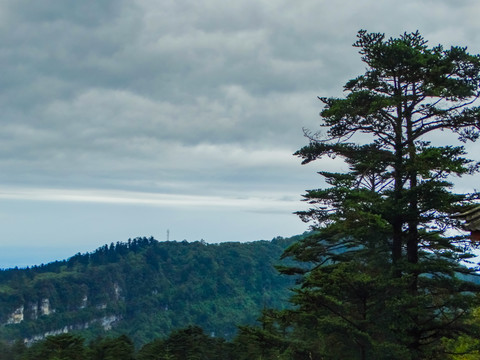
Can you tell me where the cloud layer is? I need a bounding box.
[1,0,480,262]
[3,0,480,193]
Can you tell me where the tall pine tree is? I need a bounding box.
[277,30,480,360]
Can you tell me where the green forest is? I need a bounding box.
[0,235,303,346]
[3,30,480,359]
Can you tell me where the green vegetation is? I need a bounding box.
[0,235,304,346]
[3,30,480,359]
[237,30,480,359]
[0,326,237,360]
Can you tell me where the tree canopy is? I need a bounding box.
[259,30,480,360]
[0,236,300,346]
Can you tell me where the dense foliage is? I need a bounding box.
[0,235,303,346]
[238,30,480,359]
[0,326,232,360]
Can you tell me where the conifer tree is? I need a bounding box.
[280,30,480,359]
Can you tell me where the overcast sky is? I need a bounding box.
[1,0,480,268]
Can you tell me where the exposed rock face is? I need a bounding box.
[113,283,122,300]
[23,315,122,345]
[5,294,121,345]
[80,295,88,309]
[40,298,51,316]
[100,315,120,331]
[7,306,24,324]
[5,298,54,325]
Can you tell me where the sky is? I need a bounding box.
[1,0,480,268]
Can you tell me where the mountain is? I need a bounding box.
[0,235,304,346]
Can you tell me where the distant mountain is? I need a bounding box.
[0,235,305,346]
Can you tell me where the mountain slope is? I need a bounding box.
[0,235,303,345]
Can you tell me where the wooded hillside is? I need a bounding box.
[0,235,304,346]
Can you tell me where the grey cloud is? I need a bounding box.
[5,0,130,27]
[2,0,480,260]
[1,0,480,198]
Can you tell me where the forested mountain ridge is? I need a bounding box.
[0,235,303,346]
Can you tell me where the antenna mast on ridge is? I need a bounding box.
[167,229,170,242]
